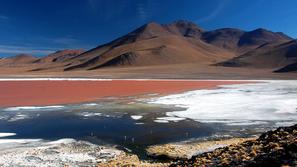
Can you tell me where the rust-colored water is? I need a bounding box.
[0,80,250,107]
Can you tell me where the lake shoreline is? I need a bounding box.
[0,79,296,166]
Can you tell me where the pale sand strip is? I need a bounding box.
[146,138,256,160]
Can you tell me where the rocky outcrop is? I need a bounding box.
[171,124,297,167]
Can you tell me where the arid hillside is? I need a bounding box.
[0,20,296,78]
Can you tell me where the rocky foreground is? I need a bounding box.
[171,124,297,167]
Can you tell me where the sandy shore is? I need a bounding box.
[146,138,256,160]
[0,79,250,107]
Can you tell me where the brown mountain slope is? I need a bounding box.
[201,28,245,51]
[62,22,172,71]
[217,40,297,72]
[64,21,233,71]
[33,49,85,64]
[0,54,37,66]
[238,28,292,47]
[64,21,292,71]
[0,20,295,76]
[201,28,292,54]
[164,20,205,38]
[26,49,86,72]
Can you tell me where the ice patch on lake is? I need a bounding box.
[0,133,16,138]
[0,103,106,122]
[149,80,297,126]
[225,121,269,126]
[3,105,65,111]
[77,112,102,117]
[274,121,297,127]
[0,115,8,120]
[8,114,30,122]
[130,115,143,120]
[0,139,42,144]
[155,116,186,123]
[82,103,99,107]
[0,105,65,122]
[154,119,169,123]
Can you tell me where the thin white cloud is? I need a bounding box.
[137,3,147,20]
[196,0,229,23]
[0,45,56,55]
[136,1,159,21]
[0,15,9,20]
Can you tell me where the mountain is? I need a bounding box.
[0,20,295,76]
[33,49,85,64]
[217,40,297,72]
[201,28,292,54]
[201,28,245,52]
[63,20,232,71]
[238,28,291,47]
[164,20,205,38]
[0,49,84,72]
[0,54,37,66]
[62,21,291,71]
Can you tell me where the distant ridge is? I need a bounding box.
[0,54,37,66]
[217,40,297,72]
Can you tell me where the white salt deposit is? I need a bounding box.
[0,133,16,138]
[150,80,297,126]
[81,112,102,117]
[154,120,169,123]
[3,105,65,111]
[77,112,102,117]
[156,116,186,122]
[0,138,42,144]
[8,114,30,122]
[82,103,99,107]
[130,115,143,120]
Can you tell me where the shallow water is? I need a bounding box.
[0,101,262,157]
[0,102,216,158]
[0,80,297,159]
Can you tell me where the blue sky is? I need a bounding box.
[0,0,296,57]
